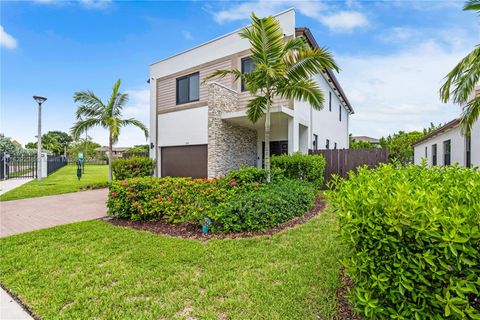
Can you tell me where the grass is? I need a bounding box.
[0,164,109,201]
[0,207,346,320]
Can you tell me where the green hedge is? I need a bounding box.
[329,164,480,319]
[271,152,326,187]
[111,157,155,180]
[107,173,316,232]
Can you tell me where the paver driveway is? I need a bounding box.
[0,189,108,237]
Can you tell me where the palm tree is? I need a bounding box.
[205,13,339,182]
[440,0,480,134]
[71,79,148,181]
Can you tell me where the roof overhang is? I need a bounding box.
[412,118,461,146]
[295,27,354,115]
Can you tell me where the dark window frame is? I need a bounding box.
[339,105,342,122]
[176,72,199,105]
[466,135,471,167]
[432,144,437,165]
[443,140,451,165]
[241,57,254,92]
[329,91,332,111]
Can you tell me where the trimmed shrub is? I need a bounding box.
[219,179,316,232]
[112,157,155,180]
[329,164,480,319]
[226,166,284,184]
[107,168,317,232]
[271,152,326,187]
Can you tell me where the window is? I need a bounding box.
[241,57,254,91]
[313,134,318,150]
[329,91,332,111]
[432,144,437,165]
[334,142,337,149]
[466,135,471,167]
[326,139,330,149]
[339,105,342,122]
[176,72,199,105]
[443,140,451,165]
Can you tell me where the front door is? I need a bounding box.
[262,141,288,166]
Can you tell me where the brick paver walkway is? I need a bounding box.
[0,189,108,237]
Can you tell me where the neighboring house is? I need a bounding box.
[351,135,381,146]
[413,86,480,167]
[149,9,354,178]
[95,146,129,158]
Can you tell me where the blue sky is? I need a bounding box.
[1,0,478,147]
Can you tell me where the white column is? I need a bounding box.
[288,117,299,154]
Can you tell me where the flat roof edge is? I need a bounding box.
[150,8,296,67]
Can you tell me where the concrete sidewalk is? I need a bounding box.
[0,179,33,196]
[0,188,108,237]
[0,288,33,320]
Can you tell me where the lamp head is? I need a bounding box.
[33,96,47,105]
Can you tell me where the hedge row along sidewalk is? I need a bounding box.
[330,164,480,319]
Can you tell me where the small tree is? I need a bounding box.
[205,13,338,182]
[71,79,148,181]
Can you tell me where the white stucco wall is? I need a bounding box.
[157,106,208,147]
[413,123,480,167]
[297,73,350,150]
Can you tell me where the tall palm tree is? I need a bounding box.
[71,79,148,181]
[205,13,339,182]
[440,0,480,134]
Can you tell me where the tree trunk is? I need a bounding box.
[264,100,271,183]
[108,132,113,182]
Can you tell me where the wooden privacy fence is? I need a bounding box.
[309,148,389,182]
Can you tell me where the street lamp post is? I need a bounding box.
[33,96,47,180]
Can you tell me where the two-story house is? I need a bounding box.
[149,8,354,178]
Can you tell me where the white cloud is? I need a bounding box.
[336,37,475,138]
[182,31,193,41]
[32,0,112,9]
[320,11,369,32]
[116,88,150,147]
[210,0,369,32]
[0,25,17,49]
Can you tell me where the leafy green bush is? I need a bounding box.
[329,164,480,319]
[107,168,317,232]
[271,152,326,187]
[219,179,316,232]
[111,157,155,180]
[226,166,284,184]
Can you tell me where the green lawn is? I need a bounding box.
[0,164,108,201]
[0,208,346,320]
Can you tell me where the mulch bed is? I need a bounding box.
[335,268,361,320]
[106,195,327,240]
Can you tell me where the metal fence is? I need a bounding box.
[122,152,149,158]
[309,148,389,183]
[47,155,67,175]
[0,153,37,179]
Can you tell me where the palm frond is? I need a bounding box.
[75,105,102,120]
[277,79,324,110]
[440,45,480,104]
[119,118,149,139]
[283,36,308,55]
[285,46,339,81]
[70,118,102,139]
[73,91,105,109]
[246,96,268,123]
[464,0,480,13]
[202,69,244,83]
[113,93,129,117]
[461,95,480,134]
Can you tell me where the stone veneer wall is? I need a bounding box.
[207,82,257,178]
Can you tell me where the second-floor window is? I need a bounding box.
[176,72,199,105]
[432,144,437,165]
[241,57,254,91]
[339,105,342,122]
[329,91,332,111]
[443,140,451,165]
